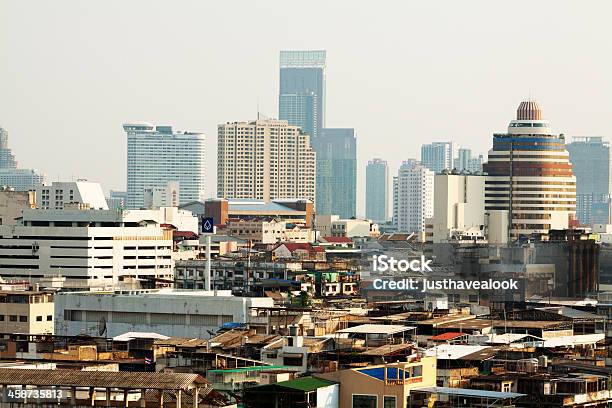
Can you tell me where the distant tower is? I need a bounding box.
[393,160,434,233]
[421,142,453,173]
[484,100,576,240]
[366,158,389,223]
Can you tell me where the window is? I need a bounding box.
[384,396,396,408]
[19,316,27,322]
[0,315,4,321]
[46,315,53,321]
[36,316,43,322]
[352,395,377,408]
[9,315,17,322]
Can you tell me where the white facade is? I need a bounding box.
[143,181,180,209]
[37,180,108,210]
[393,160,434,233]
[0,208,188,289]
[217,120,316,202]
[125,123,206,209]
[427,174,486,243]
[315,215,379,238]
[54,289,274,338]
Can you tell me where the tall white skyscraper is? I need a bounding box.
[366,158,388,223]
[393,160,434,233]
[421,142,453,173]
[217,120,316,202]
[124,123,206,209]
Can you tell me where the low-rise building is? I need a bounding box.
[0,289,54,334]
[226,219,315,244]
[315,215,379,238]
[54,289,274,338]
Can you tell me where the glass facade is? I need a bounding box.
[366,158,389,223]
[312,128,356,218]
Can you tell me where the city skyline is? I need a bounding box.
[2,1,612,216]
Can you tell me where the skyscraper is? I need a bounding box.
[567,137,610,225]
[453,148,484,173]
[312,128,356,218]
[279,50,326,138]
[393,160,434,233]
[483,100,576,240]
[421,142,453,173]
[217,119,316,202]
[0,127,45,190]
[366,158,389,223]
[125,123,206,209]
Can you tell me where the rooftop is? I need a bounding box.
[336,324,415,335]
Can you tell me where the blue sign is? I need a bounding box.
[202,217,214,233]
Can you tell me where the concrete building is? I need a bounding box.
[312,128,356,218]
[279,50,326,139]
[453,148,484,173]
[36,180,108,210]
[567,136,610,225]
[366,158,389,223]
[143,181,180,209]
[217,120,316,203]
[0,208,200,289]
[124,123,206,209]
[0,127,45,191]
[106,190,127,210]
[0,188,35,226]
[315,215,379,238]
[426,173,486,243]
[483,100,577,241]
[421,142,453,173]
[54,289,274,338]
[393,160,434,233]
[183,198,315,228]
[226,219,315,244]
[0,289,54,334]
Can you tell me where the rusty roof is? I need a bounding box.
[0,369,208,390]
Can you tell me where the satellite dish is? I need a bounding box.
[98,316,107,337]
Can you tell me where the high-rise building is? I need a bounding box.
[124,123,206,209]
[0,127,45,190]
[483,100,576,241]
[421,142,453,173]
[366,158,389,223]
[279,50,326,138]
[217,120,316,202]
[312,128,356,218]
[426,174,486,243]
[392,160,434,233]
[567,137,610,225]
[453,148,484,173]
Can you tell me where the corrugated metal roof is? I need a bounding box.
[0,369,208,390]
[413,386,525,399]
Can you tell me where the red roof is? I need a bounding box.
[429,332,467,341]
[173,231,199,240]
[321,236,353,243]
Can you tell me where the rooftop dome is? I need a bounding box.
[517,100,543,120]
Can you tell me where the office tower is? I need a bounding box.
[567,137,610,225]
[279,50,326,138]
[483,100,576,241]
[124,123,206,209]
[107,190,128,210]
[366,158,389,223]
[37,181,108,210]
[392,160,434,233]
[217,119,316,202]
[312,128,356,218]
[453,148,484,173]
[421,142,453,173]
[427,173,486,243]
[0,127,45,190]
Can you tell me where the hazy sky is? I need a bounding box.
[2,1,612,215]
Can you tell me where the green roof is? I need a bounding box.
[274,377,337,392]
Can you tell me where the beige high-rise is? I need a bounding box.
[217,120,316,202]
